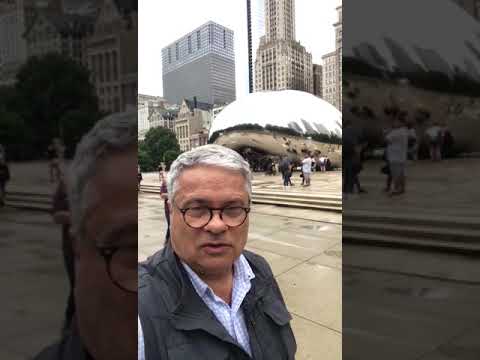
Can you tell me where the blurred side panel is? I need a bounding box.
[0,0,138,359]
[343,0,480,359]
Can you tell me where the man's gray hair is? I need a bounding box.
[167,144,252,202]
[67,111,137,237]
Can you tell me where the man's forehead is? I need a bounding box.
[176,167,248,200]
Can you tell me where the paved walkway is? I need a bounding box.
[345,158,480,218]
[0,207,67,359]
[139,194,342,360]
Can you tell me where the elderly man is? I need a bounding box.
[35,112,137,360]
[138,144,296,359]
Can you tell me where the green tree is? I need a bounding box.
[14,53,100,157]
[0,110,34,160]
[163,149,180,170]
[61,109,101,158]
[138,141,155,172]
[142,127,180,171]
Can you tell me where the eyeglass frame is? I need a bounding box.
[173,202,251,229]
[97,246,137,294]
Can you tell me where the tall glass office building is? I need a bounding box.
[161,21,236,106]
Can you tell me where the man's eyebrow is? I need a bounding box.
[181,198,209,207]
[181,198,248,207]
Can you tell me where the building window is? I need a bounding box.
[168,47,171,63]
[188,35,192,53]
[112,51,118,80]
[175,43,179,60]
[223,29,226,48]
[208,24,213,44]
[197,30,201,49]
[105,52,111,82]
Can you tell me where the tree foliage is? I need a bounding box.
[12,53,100,158]
[139,127,180,171]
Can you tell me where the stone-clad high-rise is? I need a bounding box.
[254,0,313,93]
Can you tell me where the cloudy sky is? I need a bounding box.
[139,0,341,98]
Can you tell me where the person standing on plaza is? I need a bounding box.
[138,165,143,191]
[385,116,409,196]
[319,154,327,172]
[426,121,443,161]
[302,153,312,187]
[158,165,170,244]
[0,156,10,207]
[138,144,296,360]
[47,138,65,183]
[279,156,291,189]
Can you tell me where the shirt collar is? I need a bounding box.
[181,254,255,300]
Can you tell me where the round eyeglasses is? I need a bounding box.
[175,204,251,229]
[97,246,137,293]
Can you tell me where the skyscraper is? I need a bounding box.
[247,0,265,92]
[162,21,236,106]
[0,0,27,85]
[322,5,342,110]
[254,0,313,93]
[313,63,323,98]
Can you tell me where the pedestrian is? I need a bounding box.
[426,121,442,161]
[302,153,312,187]
[319,154,326,172]
[0,156,10,207]
[279,156,291,189]
[47,138,65,183]
[441,123,454,159]
[287,162,294,186]
[138,144,296,359]
[158,166,170,245]
[385,116,409,196]
[138,165,142,191]
[51,174,75,334]
[353,141,367,193]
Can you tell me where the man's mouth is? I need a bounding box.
[201,243,232,254]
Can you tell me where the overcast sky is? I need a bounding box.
[139,0,341,98]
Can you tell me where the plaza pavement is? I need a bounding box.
[0,206,68,359]
[139,169,343,360]
[345,158,480,217]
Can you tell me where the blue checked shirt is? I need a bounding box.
[182,254,255,357]
[137,254,255,360]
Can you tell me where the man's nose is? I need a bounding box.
[204,210,228,233]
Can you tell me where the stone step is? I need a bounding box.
[251,198,342,212]
[253,194,341,207]
[344,220,480,244]
[4,199,51,212]
[252,190,341,201]
[343,210,480,230]
[343,230,480,254]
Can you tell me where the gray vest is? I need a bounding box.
[139,245,297,359]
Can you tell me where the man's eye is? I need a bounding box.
[187,207,209,217]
